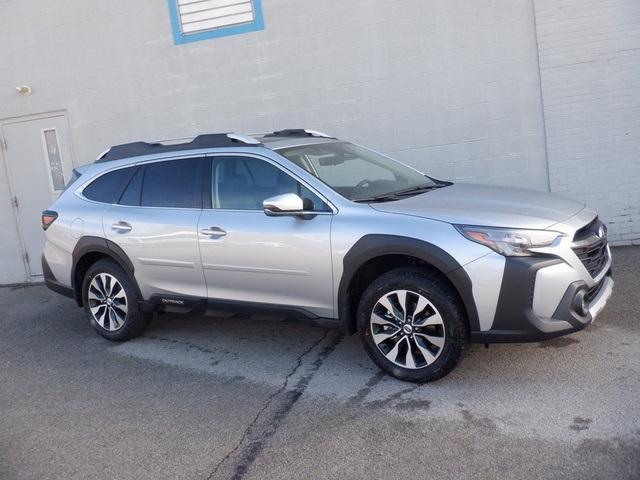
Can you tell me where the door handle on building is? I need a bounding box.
[111,221,132,233]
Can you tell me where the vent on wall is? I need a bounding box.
[168,0,264,44]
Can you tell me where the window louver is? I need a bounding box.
[177,0,256,34]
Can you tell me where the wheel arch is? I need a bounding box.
[338,234,480,334]
[71,236,138,307]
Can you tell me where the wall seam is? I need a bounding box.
[531,0,552,193]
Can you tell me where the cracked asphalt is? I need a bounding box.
[1,247,639,480]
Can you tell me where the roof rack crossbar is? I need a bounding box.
[96,133,263,163]
[263,129,334,139]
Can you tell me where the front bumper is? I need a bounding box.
[470,255,614,343]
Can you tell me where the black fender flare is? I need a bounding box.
[71,236,138,306]
[337,234,480,334]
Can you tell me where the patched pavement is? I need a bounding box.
[1,247,639,479]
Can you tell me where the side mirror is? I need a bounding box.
[263,193,304,216]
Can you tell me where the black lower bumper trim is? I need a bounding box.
[469,256,609,344]
[44,278,75,299]
[42,254,75,300]
[141,294,345,331]
[470,323,586,343]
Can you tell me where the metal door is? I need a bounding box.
[1,113,74,277]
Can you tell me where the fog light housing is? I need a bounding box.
[573,290,588,317]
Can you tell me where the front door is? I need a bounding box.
[198,155,335,318]
[1,113,74,277]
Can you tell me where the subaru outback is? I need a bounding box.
[42,129,614,382]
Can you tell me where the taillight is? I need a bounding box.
[41,210,58,231]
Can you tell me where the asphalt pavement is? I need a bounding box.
[1,247,638,479]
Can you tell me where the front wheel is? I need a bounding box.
[357,267,468,383]
[82,259,150,341]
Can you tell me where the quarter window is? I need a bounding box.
[212,157,329,211]
[83,167,136,204]
[140,158,203,209]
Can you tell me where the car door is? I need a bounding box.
[102,156,207,299]
[198,154,335,318]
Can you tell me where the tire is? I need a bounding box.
[357,267,468,383]
[81,259,150,341]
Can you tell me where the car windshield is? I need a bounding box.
[275,142,438,202]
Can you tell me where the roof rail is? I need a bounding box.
[96,133,262,163]
[263,129,334,139]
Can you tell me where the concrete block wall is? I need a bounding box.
[3,0,636,279]
[0,0,551,283]
[0,0,549,180]
[534,0,640,244]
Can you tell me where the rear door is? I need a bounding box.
[100,156,207,299]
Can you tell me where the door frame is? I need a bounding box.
[0,110,76,280]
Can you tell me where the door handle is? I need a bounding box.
[200,226,227,237]
[111,221,132,233]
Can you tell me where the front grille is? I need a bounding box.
[571,218,609,278]
[585,278,606,302]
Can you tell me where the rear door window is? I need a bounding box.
[140,157,204,209]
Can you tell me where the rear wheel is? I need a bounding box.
[82,259,150,341]
[357,267,468,382]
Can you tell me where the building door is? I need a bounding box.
[0,113,74,277]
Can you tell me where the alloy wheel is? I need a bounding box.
[87,273,128,331]
[370,289,446,369]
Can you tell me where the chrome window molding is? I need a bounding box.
[73,151,338,214]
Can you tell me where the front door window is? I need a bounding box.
[212,156,329,212]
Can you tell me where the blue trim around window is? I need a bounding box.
[167,0,264,45]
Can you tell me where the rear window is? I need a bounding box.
[140,158,203,209]
[83,167,135,204]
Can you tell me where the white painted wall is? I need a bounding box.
[534,0,640,244]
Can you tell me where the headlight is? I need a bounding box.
[454,225,564,256]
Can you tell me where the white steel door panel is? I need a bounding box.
[1,114,74,276]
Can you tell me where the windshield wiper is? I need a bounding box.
[353,183,448,203]
[353,194,401,203]
[389,183,443,197]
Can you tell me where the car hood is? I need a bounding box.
[369,183,585,229]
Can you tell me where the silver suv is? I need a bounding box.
[42,129,614,382]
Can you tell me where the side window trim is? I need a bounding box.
[201,157,213,209]
[116,166,143,206]
[206,152,336,213]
